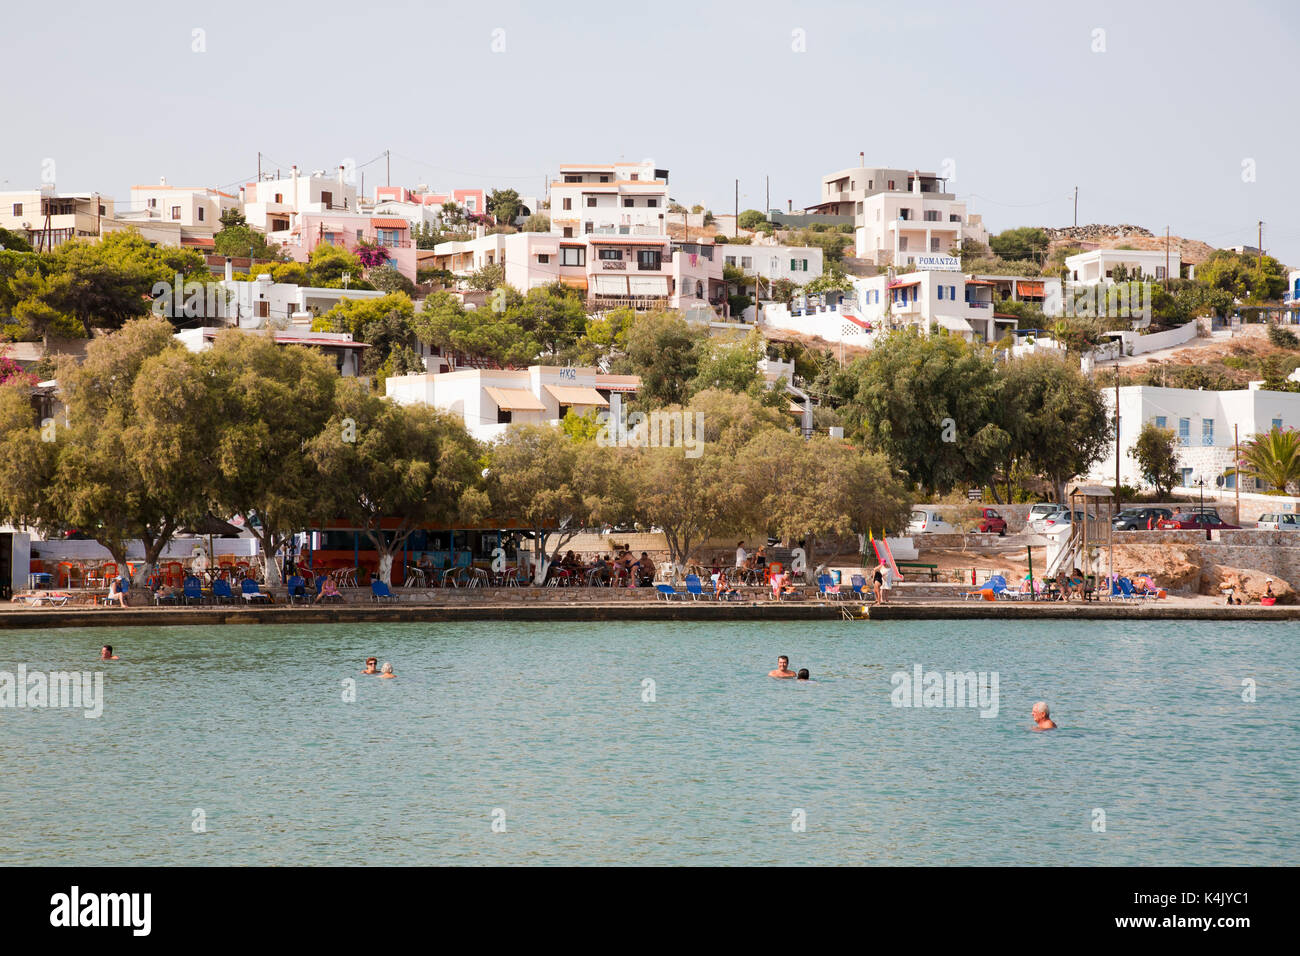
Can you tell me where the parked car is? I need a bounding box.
[906,508,956,534]
[1026,503,1064,533]
[1156,512,1241,530]
[977,507,1007,535]
[1256,513,1300,530]
[1040,509,1087,534]
[1113,507,1173,531]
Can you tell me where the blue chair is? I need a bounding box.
[816,574,846,601]
[182,575,205,606]
[240,578,271,603]
[850,574,868,598]
[655,584,685,601]
[370,580,398,604]
[684,574,710,601]
[212,579,234,604]
[286,575,307,605]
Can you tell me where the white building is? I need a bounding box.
[386,365,640,442]
[808,165,988,264]
[549,162,670,239]
[0,186,113,249]
[241,165,358,233]
[1065,248,1180,283]
[1090,383,1300,491]
[722,244,823,285]
[1284,268,1300,305]
[174,325,369,377]
[217,267,387,326]
[122,179,240,246]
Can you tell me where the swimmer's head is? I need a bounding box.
[366,657,377,667]
[778,656,789,669]
[797,669,809,680]
[1032,701,1050,719]
[101,645,112,657]
[381,662,393,675]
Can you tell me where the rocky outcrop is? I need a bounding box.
[1114,544,1201,592]
[1200,565,1293,604]
[1044,224,1153,242]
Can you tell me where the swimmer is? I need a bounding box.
[1031,701,1057,730]
[361,657,379,675]
[100,644,119,661]
[379,661,396,679]
[768,655,796,679]
[796,668,810,681]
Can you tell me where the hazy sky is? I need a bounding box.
[3,0,1297,265]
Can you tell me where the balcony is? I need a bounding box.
[600,259,627,270]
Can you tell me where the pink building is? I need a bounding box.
[274,212,417,282]
[375,185,487,218]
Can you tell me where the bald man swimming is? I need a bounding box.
[1031,701,1057,730]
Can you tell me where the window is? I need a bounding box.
[898,237,908,251]
[725,256,736,266]
[171,206,181,220]
[948,285,956,299]
[563,227,573,238]
[538,254,550,264]
[1156,266,1166,279]
[599,175,610,183]
[931,238,941,252]
[321,191,333,207]
[630,173,639,181]
[564,175,582,183]
[599,248,621,260]
[497,408,512,424]
[888,180,895,190]
[274,193,283,203]
[1202,418,1214,446]
[256,301,269,318]
[623,198,634,208]
[638,249,662,270]
[924,210,940,222]
[147,198,156,209]
[700,247,712,260]
[899,208,912,220]
[198,207,205,222]
[356,230,363,241]
[791,259,808,272]
[741,256,752,269]
[1178,418,1190,446]
[1181,467,1193,486]
[560,246,585,267]
[1273,418,1283,430]
[562,198,573,210]
[950,214,961,222]
[586,197,597,207]
[1155,416,1167,429]
[11,203,20,216]
[646,198,657,208]
[584,223,593,234]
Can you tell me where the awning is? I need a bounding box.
[627,275,668,296]
[595,374,639,392]
[935,316,974,333]
[1016,280,1045,296]
[180,236,215,247]
[545,385,609,407]
[558,276,588,290]
[484,386,546,412]
[887,277,921,288]
[593,274,628,295]
[369,218,409,229]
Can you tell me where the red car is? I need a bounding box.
[1156,513,1240,530]
[977,507,1008,535]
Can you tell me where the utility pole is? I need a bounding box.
[1258,220,1264,257]
[1234,423,1241,524]
[765,175,769,217]
[1073,186,1078,228]
[734,179,738,235]
[1114,363,1121,504]
[386,149,391,187]
[258,151,262,182]
[1165,226,1170,290]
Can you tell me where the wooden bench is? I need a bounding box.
[895,562,940,582]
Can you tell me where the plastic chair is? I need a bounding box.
[212,579,234,604]
[655,584,685,601]
[370,580,398,603]
[286,575,307,605]
[240,578,271,603]
[182,575,205,606]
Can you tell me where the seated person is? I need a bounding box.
[636,552,656,586]
[105,576,128,608]
[315,576,342,603]
[714,570,738,601]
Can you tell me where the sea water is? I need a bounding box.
[1,619,1295,865]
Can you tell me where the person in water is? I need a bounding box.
[796,668,810,681]
[361,657,379,675]
[100,644,119,661]
[379,661,396,679]
[769,655,796,679]
[1031,701,1057,730]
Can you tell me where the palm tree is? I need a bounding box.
[1241,426,1300,493]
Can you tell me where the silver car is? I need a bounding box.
[1256,513,1300,530]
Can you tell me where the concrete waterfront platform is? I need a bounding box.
[1,595,1297,628]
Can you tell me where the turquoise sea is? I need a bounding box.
[1,620,1295,865]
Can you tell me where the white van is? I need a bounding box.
[906,508,956,534]
[1256,513,1300,530]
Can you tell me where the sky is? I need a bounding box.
[2,0,1297,265]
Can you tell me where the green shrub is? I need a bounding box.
[1267,324,1299,348]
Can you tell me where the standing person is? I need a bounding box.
[735,541,748,568]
